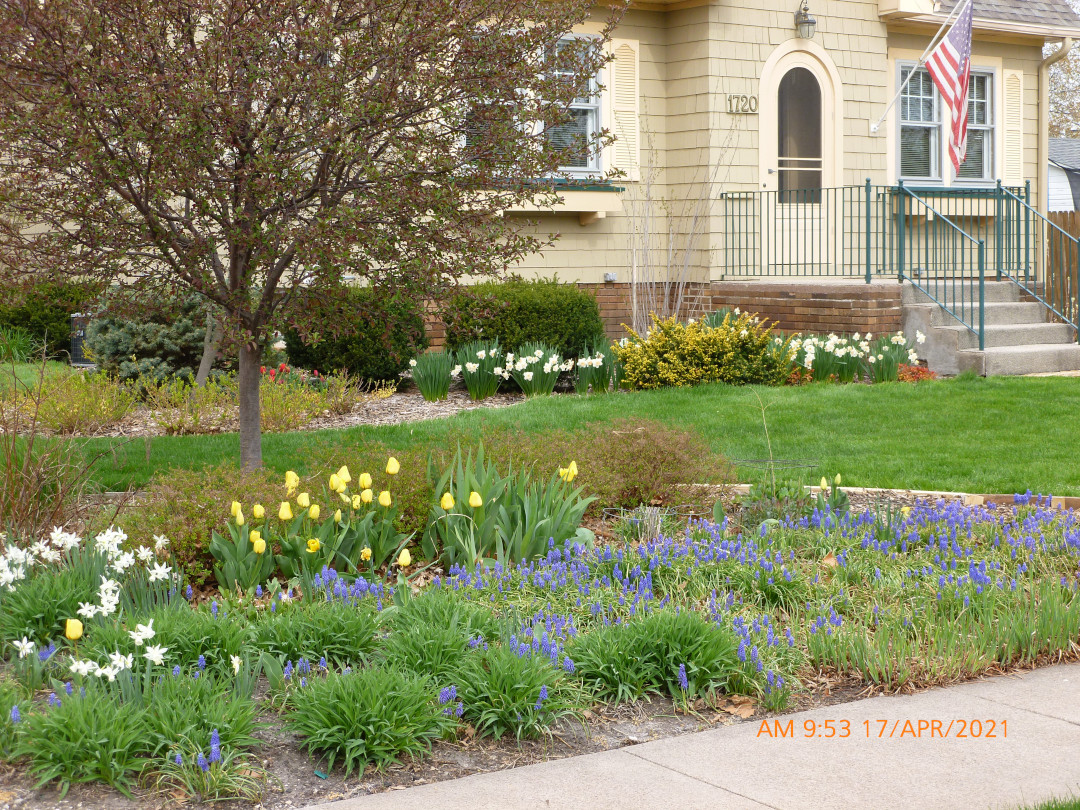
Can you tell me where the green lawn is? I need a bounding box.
[72,374,1080,495]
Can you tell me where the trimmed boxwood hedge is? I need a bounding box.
[283,288,428,383]
[442,278,606,358]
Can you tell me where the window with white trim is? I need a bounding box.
[898,64,994,184]
[546,36,601,174]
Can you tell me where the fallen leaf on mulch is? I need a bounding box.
[717,696,756,719]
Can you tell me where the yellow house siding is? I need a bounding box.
[508,3,1052,286]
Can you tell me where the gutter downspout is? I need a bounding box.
[1039,38,1075,218]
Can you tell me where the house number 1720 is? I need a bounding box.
[727,94,758,114]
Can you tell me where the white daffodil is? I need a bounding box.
[153,534,170,553]
[95,664,118,682]
[143,644,169,667]
[523,371,534,381]
[916,331,926,345]
[136,546,153,563]
[465,362,479,373]
[69,659,96,677]
[408,358,417,368]
[231,655,243,675]
[112,551,136,574]
[13,637,34,658]
[77,602,100,619]
[148,562,172,582]
[109,651,134,671]
[476,349,486,360]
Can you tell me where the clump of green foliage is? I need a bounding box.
[443,278,606,359]
[283,288,427,383]
[615,313,793,390]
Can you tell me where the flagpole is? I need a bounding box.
[869,0,969,133]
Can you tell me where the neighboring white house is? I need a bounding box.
[1049,138,1080,212]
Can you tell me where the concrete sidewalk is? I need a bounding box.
[307,663,1080,810]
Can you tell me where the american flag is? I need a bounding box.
[925,0,974,174]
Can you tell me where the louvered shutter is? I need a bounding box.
[1002,70,1024,186]
[607,39,640,181]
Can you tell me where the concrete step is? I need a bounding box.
[902,280,1021,306]
[944,322,1077,350]
[956,343,1080,376]
[930,301,1046,327]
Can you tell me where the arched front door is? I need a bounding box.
[758,43,843,273]
[777,67,822,202]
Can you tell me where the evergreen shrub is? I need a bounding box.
[283,288,427,383]
[0,280,99,359]
[442,278,606,358]
[83,295,217,383]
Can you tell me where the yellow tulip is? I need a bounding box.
[835,473,842,486]
[358,472,373,489]
[230,501,241,518]
[361,489,373,504]
[285,470,300,494]
[468,491,483,509]
[279,501,293,521]
[251,532,266,554]
[337,465,352,484]
[306,538,321,554]
[351,494,363,509]
[397,548,412,567]
[65,618,83,641]
[440,492,455,510]
[820,476,829,491]
[235,509,245,526]
[569,461,578,477]
[297,492,311,508]
[378,490,392,508]
[386,457,400,476]
[309,504,321,521]
[334,509,342,524]
[328,473,342,492]
[339,491,351,503]
[360,547,372,562]
[252,504,265,519]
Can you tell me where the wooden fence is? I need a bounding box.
[1048,212,1080,325]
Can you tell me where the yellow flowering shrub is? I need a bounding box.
[614,313,793,390]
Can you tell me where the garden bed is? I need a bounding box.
[1,489,1078,808]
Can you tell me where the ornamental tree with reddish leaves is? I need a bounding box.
[0,0,619,467]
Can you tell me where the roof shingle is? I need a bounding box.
[1050,138,1080,170]
[940,0,1080,29]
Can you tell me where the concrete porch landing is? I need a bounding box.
[306,663,1080,810]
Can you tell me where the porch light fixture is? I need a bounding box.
[794,1,817,39]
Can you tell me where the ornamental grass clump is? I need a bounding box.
[409,350,454,402]
[615,312,792,390]
[566,609,740,704]
[454,340,505,400]
[286,666,457,776]
[454,643,581,740]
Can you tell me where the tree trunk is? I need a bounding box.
[195,312,223,387]
[238,341,263,469]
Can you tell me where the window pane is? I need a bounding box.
[957,129,987,179]
[547,108,591,168]
[901,125,935,178]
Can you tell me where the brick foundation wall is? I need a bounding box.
[708,281,902,336]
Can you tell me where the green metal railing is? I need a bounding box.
[894,182,986,349]
[717,180,1080,350]
[718,182,1026,280]
[997,182,1080,336]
